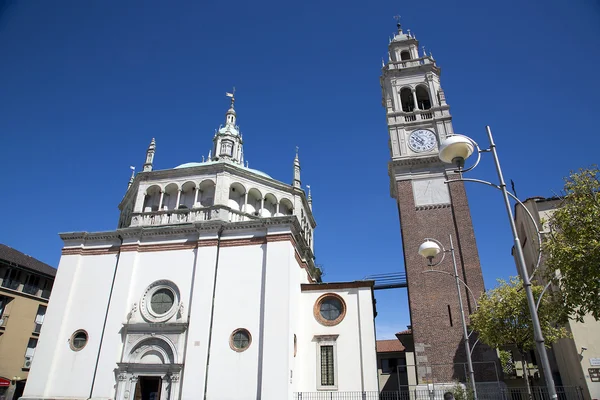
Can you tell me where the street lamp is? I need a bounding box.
[437,126,558,400]
[418,236,478,400]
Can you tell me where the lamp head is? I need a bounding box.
[439,135,475,169]
[418,240,441,265]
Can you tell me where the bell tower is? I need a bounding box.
[381,21,496,384]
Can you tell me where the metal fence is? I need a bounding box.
[294,386,584,400]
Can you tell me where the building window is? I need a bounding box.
[314,293,346,326]
[321,345,334,385]
[24,338,38,368]
[41,279,53,299]
[23,274,40,295]
[140,280,180,323]
[2,268,21,290]
[34,305,46,334]
[315,335,338,390]
[0,295,12,327]
[220,140,233,156]
[230,328,252,352]
[381,358,402,374]
[70,330,88,351]
[150,288,174,315]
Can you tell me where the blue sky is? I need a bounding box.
[1,0,599,339]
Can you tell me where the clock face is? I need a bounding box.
[408,129,437,153]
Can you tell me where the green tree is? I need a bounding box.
[543,166,600,321]
[470,277,569,395]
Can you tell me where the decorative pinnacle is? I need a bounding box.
[148,138,156,150]
[295,146,299,160]
[127,166,135,189]
[422,46,426,57]
[306,184,312,199]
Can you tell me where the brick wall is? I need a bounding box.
[396,173,497,383]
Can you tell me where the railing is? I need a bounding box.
[386,56,434,70]
[1,279,20,290]
[130,205,261,227]
[402,110,434,123]
[23,284,39,295]
[294,386,584,400]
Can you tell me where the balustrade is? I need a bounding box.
[402,109,434,122]
[130,205,262,227]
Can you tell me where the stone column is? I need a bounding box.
[158,191,164,210]
[411,89,420,110]
[243,192,248,212]
[193,187,200,207]
[175,189,182,209]
[260,197,265,217]
[276,201,280,216]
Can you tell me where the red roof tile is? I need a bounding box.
[376,339,405,353]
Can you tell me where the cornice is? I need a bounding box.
[388,155,442,168]
[382,63,441,78]
[415,203,451,211]
[301,281,374,291]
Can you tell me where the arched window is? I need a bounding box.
[400,51,411,61]
[220,140,233,156]
[400,88,415,112]
[416,86,431,110]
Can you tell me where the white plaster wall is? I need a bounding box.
[260,237,293,400]
[180,236,219,400]
[22,254,83,398]
[33,253,118,398]
[204,239,265,400]
[297,287,378,393]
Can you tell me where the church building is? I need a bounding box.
[22,94,378,400]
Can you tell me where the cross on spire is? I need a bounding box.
[393,15,401,32]
[225,87,236,106]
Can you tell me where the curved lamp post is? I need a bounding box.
[438,126,558,399]
[418,236,478,400]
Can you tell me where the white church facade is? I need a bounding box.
[22,96,378,400]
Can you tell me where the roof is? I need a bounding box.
[396,329,412,335]
[301,281,375,291]
[0,244,56,277]
[376,339,405,353]
[174,160,272,179]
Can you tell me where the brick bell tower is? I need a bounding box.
[381,22,496,384]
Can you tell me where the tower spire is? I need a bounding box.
[143,138,156,172]
[212,89,243,165]
[293,146,301,188]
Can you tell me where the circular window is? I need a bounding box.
[314,293,346,326]
[140,280,180,323]
[230,328,252,352]
[70,330,88,351]
[151,288,175,315]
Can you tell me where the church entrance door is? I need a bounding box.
[133,376,162,400]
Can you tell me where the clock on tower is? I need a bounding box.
[380,22,497,385]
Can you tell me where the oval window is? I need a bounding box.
[230,328,252,352]
[70,330,88,351]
